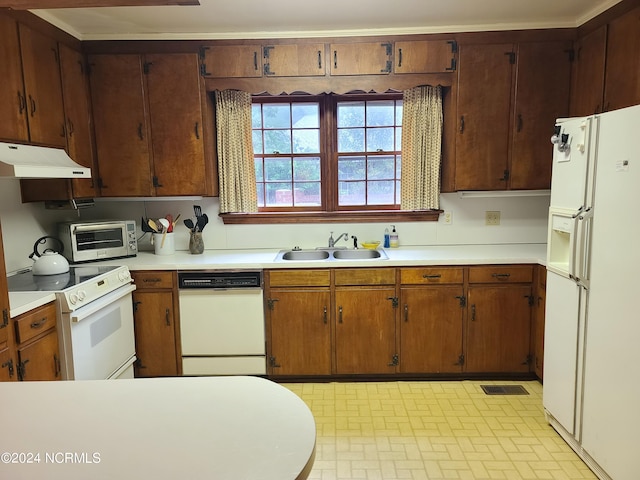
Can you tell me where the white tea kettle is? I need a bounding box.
[30,236,70,276]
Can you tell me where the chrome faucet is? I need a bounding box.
[328,231,349,248]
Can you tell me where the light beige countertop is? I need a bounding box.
[8,243,546,317]
[0,376,316,480]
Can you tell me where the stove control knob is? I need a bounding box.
[69,293,78,305]
[77,290,87,302]
[118,270,131,282]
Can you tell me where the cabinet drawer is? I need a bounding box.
[468,265,534,284]
[268,269,330,287]
[400,267,463,285]
[335,268,395,286]
[14,301,57,344]
[132,271,175,290]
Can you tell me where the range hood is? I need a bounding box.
[0,142,91,179]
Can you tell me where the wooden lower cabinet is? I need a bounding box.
[267,289,331,375]
[17,329,60,381]
[131,271,181,377]
[533,266,547,380]
[335,287,397,374]
[0,345,16,381]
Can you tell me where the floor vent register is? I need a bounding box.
[481,385,529,395]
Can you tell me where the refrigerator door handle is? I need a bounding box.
[574,208,593,288]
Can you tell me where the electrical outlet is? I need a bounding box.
[485,211,501,225]
[442,211,452,225]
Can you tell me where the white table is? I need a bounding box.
[0,376,316,480]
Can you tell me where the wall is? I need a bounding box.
[1,176,549,274]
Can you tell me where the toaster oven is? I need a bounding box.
[58,220,137,263]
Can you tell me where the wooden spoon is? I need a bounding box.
[148,218,160,233]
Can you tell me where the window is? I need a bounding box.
[251,93,403,212]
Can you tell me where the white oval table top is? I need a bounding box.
[0,376,316,480]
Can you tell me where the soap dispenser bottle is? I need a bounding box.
[383,228,390,248]
[389,225,399,248]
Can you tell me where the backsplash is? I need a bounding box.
[0,177,549,274]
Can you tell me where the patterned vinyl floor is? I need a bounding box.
[284,380,597,480]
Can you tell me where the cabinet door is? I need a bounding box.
[456,43,514,190]
[267,289,331,375]
[0,16,29,142]
[0,223,9,347]
[0,346,16,381]
[569,26,607,117]
[510,41,572,190]
[330,42,392,75]
[466,285,532,373]
[394,40,455,74]
[145,54,207,196]
[335,287,396,374]
[17,330,61,381]
[400,286,463,373]
[263,44,325,77]
[89,54,153,196]
[200,45,262,78]
[603,5,640,111]
[533,266,546,379]
[18,24,66,147]
[132,291,179,377]
[59,44,97,198]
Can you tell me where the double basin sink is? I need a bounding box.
[275,247,388,262]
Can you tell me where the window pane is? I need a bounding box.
[263,104,291,129]
[367,156,395,180]
[252,104,262,129]
[338,128,364,152]
[256,183,265,207]
[294,182,321,206]
[266,183,293,206]
[252,130,263,154]
[337,102,364,127]
[368,180,395,205]
[396,155,402,177]
[395,101,403,125]
[293,157,321,181]
[292,103,319,128]
[338,156,365,181]
[254,158,264,182]
[396,180,401,203]
[292,129,320,153]
[338,181,365,205]
[395,127,402,149]
[264,130,292,154]
[366,100,395,126]
[366,127,394,152]
[264,158,292,181]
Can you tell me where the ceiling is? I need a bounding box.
[32,0,622,41]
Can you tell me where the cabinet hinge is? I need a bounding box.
[263,45,274,59]
[566,49,575,63]
[198,47,211,76]
[143,61,152,75]
[455,295,466,308]
[97,177,104,189]
[17,359,29,381]
[381,42,392,56]
[268,356,281,368]
[526,295,534,307]
[152,176,163,188]
[1,359,14,378]
[387,354,399,367]
[267,298,279,310]
[447,40,458,54]
[524,354,533,366]
[1,308,8,328]
[505,51,516,64]
[500,169,510,181]
[387,296,399,308]
[445,57,457,71]
[455,354,465,366]
[132,300,142,313]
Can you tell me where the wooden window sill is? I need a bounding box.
[219,210,442,224]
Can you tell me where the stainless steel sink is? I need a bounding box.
[280,250,330,261]
[276,248,387,261]
[332,249,383,260]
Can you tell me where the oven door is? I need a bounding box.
[60,284,136,380]
[71,223,130,263]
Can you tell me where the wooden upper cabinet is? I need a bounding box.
[145,53,207,196]
[330,42,392,75]
[456,43,514,191]
[570,26,607,117]
[394,40,456,74]
[0,16,29,143]
[263,44,325,77]
[18,24,66,147]
[200,45,262,78]
[89,54,153,196]
[510,41,572,190]
[603,5,640,111]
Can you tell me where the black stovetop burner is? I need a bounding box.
[7,265,119,293]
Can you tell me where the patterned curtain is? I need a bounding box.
[400,85,443,210]
[215,90,258,213]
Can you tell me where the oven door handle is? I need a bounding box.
[73,223,125,233]
[70,284,136,323]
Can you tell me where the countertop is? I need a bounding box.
[8,243,546,317]
[0,376,316,480]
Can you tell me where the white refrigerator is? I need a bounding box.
[544,103,640,480]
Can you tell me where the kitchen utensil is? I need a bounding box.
[158,218,170,248]
[170,214,181,232]
[196,215,207,233]
[148,218,160,233]
[194,205,202,217]
[165,214,174,232]
[29,236,70,275]
[184,218,195,231]
[141,216,154,233]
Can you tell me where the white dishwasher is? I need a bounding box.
[178,270,266,376]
